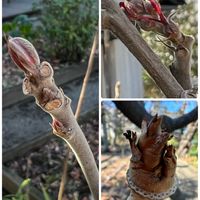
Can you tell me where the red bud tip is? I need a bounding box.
[52,119,62,132]
[149,0,162,15]
[8,37,40,75]
[119,2,125,8]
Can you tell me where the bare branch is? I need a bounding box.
[114,101,197,132]
[170,35,194,89]
[7,37,99,200]
[58,31,98,200]
[102,0,195,98]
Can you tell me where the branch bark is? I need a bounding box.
[102,0,195,98]
[7,37,99,200]
[169,35,194,90]
[114,101,198,132]
[58,31,98,200]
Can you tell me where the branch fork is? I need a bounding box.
[102,0,197,97]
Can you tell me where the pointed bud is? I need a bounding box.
[8,37,40,75]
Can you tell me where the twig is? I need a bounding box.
[75,32,98,119]
[7,37,99,200]
[58,31,98,200]
[57,150,69,200]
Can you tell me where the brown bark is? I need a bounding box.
[124,115,177,200]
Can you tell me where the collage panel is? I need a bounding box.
[1,0,199,200]
[101,100,198,199]
[2,0,99,200]
[101,0,197,98]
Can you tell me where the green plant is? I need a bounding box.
[3,15,36,40]
[188,131,198,157]
[3,179,52,200]
[3,179,30,200]
[37,0,97,62]
[41,184,52,200]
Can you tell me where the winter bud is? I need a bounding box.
[8,37,40,75]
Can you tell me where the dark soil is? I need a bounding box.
[5,117,99,200]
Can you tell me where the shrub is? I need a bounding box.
[3,15,37,40]
[37,0,98,62]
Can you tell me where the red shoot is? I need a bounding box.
[119,2,135,20]
[119,2,132,18]
[148,0,167,24]
[119,2,125,9]
[149,0,162,15]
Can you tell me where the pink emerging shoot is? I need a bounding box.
[119,0,168,25]
[8,37,40,76]
[149,0,167,24]
[149,0,162,15]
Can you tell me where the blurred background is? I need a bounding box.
[101,0,197,98]
[101,101,198,199]
[2,0,98,199]
[3,0,98,89]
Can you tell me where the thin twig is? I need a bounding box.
[57,150,69,200]
[75,31,98,119]
[57,31,98,200]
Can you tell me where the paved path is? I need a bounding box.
[3,0,40,19]
[175,159,198,200]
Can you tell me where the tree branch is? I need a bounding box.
[7,37,99,200]
[114,101,197,132]
[58,31,98,200]
[119,1,195,89]
[102,0,195,98]
[169,35,194,89]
